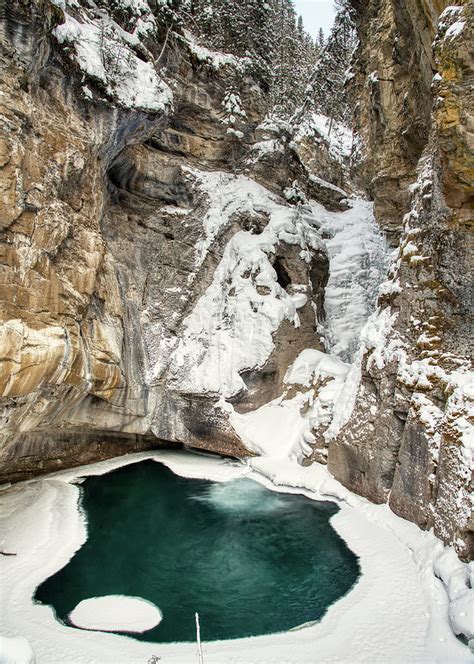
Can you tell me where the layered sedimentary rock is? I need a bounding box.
[329,1,473,558]
[0,0,339,481]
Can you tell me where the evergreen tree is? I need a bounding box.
[301,0,357,128]
[269,0,318,115]
[297,14,304,39]
[173,0,318,115]
[317,27,325,50]
[239,0,276,89]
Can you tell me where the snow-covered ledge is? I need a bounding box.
[0,450,471,663]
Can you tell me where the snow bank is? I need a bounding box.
[52,4,172,112]
[249,139,284,158]
[434,548,474,641]
[228,348,348,461]
[52,449,251,484]
[183,30,251,72]
[293,112,353,162]
[68,596,162,633]
[0,636,35,664]
[230,398,310,458]
[166,170,323,398]
[284,348,349,387]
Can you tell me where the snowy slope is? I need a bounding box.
[52,0,172,112]
[166,170,325,398]
[228,195,389,461]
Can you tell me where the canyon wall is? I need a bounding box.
[0,0,337,480]
[329,0,473,558]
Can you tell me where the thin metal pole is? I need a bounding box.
[195,612,204,664]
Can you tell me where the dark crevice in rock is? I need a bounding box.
[273,256,291,290]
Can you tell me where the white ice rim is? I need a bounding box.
[0,449,470,664]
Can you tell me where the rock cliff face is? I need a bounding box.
[0,0,472,561]
[0,0,336,480]
[329,0,473,558]
[349,0,444,242]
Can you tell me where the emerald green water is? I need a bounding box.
[35,460,359,643]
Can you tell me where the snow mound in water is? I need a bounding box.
[69,596,162,633]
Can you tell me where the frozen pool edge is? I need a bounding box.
[0,450,470,663]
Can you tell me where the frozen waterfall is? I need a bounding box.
[318,199,390,363]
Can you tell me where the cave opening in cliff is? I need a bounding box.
[35,460,359,643]
[273,256,292,290]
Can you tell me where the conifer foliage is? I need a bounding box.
[169,0,320,115]
[269,0,319,114]
[303,0,357,127]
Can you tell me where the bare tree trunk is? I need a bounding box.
[154,22,174,68]
[328,114,334,136]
